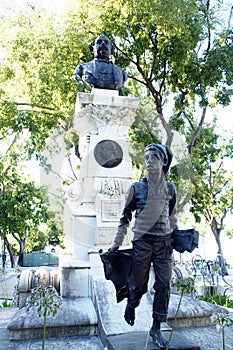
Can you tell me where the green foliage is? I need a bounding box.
[225,229,233,239]
[200,294,233,309]
[26,284,62,318]
[174,276,196,295]
[166,277,196,349]
[0,299,13,308]
[46,213,64,248]
[189,125,233,226]
[0,5,76,161]
[1,0,232,154]
[211,312,233,329]
[129,99,160,173]
[0,168,53,265]
[67,0,233,115]
[0,174,50,237]
[25,230,48,252]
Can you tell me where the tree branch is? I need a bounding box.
[5,133,20,155]
[12,232,21,244]
[16,102,54,111]
[141,118,158,139]
[188,107,207,154]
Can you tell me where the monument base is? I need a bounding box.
[93,278,228,349]
[7,297,97,340]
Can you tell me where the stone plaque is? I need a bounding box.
[101,200,122,222]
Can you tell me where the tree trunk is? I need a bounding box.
[3,236,15,268]
[210,221,228,275]
[12,232,26,267]
[17,238,26,267]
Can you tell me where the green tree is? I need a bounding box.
[64,0,233,147]
[0,5,69,260]
[0,4,78,164]
[0,173,51,267]
[2,1,232,154]
[190,125,233,273]
[64,0,233,241]
[45,213,64,248]
[1,0,232,157]
[25,229,48,253]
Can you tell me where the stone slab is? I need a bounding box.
[93,278,227,339]
[61,266,90,297]
[166,293,227,328]
[76,91,139,108]
[106,331,200,350]
[1,306,233,350]
[7,297,98,340]
[1,307,104,350]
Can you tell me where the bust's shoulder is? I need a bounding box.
[112,63,128,81]
[83,60,96,69]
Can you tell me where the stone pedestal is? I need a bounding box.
[61,260,91,298]
[65,89,138,260]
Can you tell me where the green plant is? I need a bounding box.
[166,277,196,350]
[0,299,13,308]
[14,267,22,274]
[199,294,233,309]
[26,283,62,350]
[210,312,233,350]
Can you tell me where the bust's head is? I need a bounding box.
[89,35,114,60]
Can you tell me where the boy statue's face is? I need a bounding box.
[144,149,164,177]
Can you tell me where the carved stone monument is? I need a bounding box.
[66,88,138,260]
[66,36,137,260]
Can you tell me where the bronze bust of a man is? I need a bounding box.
[73,35,127,90]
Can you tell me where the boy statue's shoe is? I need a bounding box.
[149,328,168,349]
[124,303,135,326]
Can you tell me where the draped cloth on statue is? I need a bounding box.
[99,249,132,303]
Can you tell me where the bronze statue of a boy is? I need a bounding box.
[110,144,177,349]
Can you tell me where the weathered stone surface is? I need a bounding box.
[93,278,228,339]
[7,297,98,340]
[167,293,227,328]
[18,269,33,292]
[17,268,61,308]
[31,268,49,288]
[68,89,139,259]
[107,331,200,350]
[61,260,91,297]
[2,306,233,350]
[74,90,138,146]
